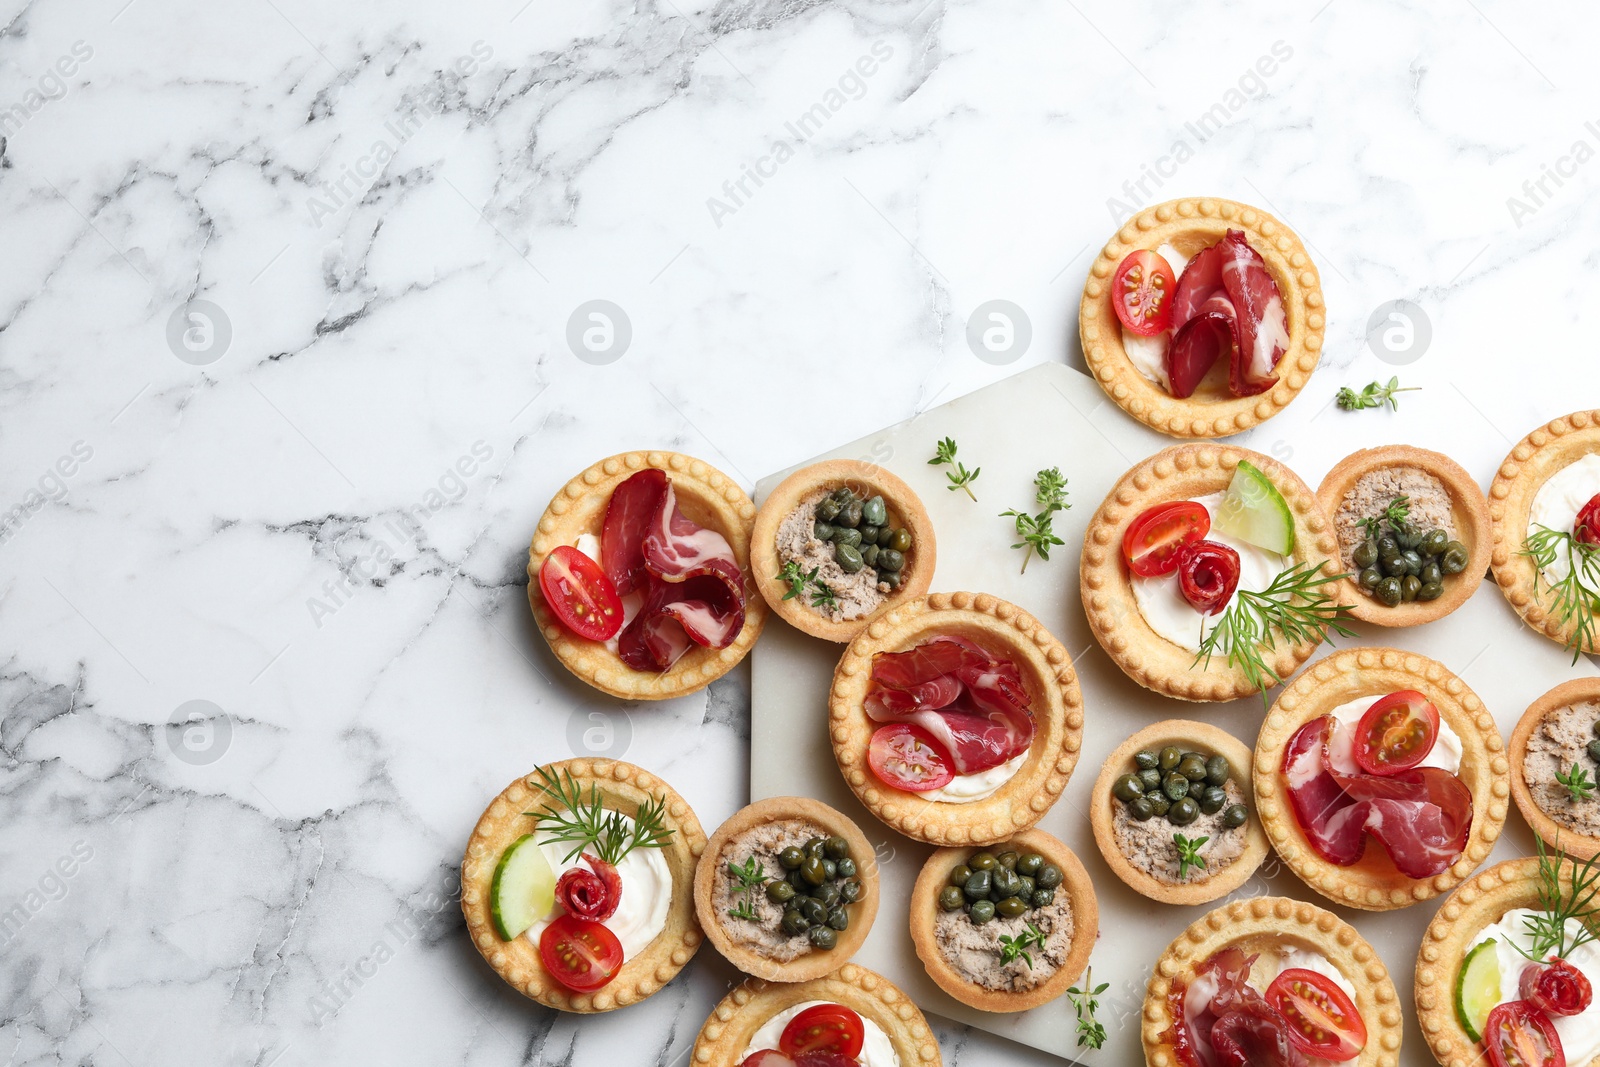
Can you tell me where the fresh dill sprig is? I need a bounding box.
[523,765,674,865]
[929,437,980,501]
[1514,834,1600,962]
[1556,762,1597,804]
[725,855,769,922]
[1066,967,1111,1050]
[1521,525,1600,663]
[997,921,1047,968]
[1000,467,1070,574]
[1336,376,1419,412]
[1174,834,1210,882]
[1194,561,1356,704]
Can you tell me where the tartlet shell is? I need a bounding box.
[690,964,942,1067]
[1253,648,1510,911]
[1316,445,1492,627]
[693,796,880,983]
[1079,197,1325,439]
[751,459,937,642]
[1079,443,1340,702]
[828,591,1084,845]
[908,827,1097,1013]
[1089,719,1268,905]
[1507,676,1600,861]
[1143,896,1404,1067]
[527,450,766,700]
[1488,408,1600,655]
[460,759,705,1013]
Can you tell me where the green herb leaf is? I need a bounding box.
[1001,468,1070,573]
[997,921,1046,969]
[1174,833,1210,882]
[809,580,840,612]
[523,765,674,866]
[929,437,980,501]
[1066,966,1111,1050]
[1556,762,1598,804]
[1513,834,1600,962]
[775,560,816,602]
[726,855,769,922]
[1521,525,1600,663]
[1336,376,1419,412]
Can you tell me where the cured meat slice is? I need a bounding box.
[865,636,1033,776]
[1172,241,1228,329]
[871,637,988,690]
[602,469,668,597]
[869,692,1032,776]
[641,480,740,584]
[1167,307,1235,399]
[1218,230,1289,396]
[864,676,962,715]
[616,571,744,671]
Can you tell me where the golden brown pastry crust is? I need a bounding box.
[751,459,937,642]
[1508,676,1600,861]
[693,796,880,983]
[1079,197,1325,439]
[1488,408,1600,655]
[828,592,1083,845]
[908,828,1096,1013]
[1253,648,1510,911]
[460,759,705,1013]
[526,450,766,700]
[690,964,942,1067]
[1079,444,1340,702]
[1143,896,1404,1067]
[1317,445,1492,627]
[1089,720,1268,905]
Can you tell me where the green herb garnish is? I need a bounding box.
[1194,561,1356,705]
[809,581,840,612]
[1174,833,1210,882]
[1066,966,1111,1050]
[929,436,980,500]
[1556,762,1598,804]
[1337,376,1418,412]
[1359,495,1412,541]
[1521,525,1600,663]
[523,765,674,865]
[1000,467,1069,574]
[726,855,769,922]
[997,921,1046,969]
[1513,835,1600,962]
[775,560,816,601]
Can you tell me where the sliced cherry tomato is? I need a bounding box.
[537,914,623,992]
[867,723,954,792]
[1352,690,1440,776]
[1112,249,1178,336]
[539,545,625,641]
[1175,539,1240,615]
[1576,493,1600,545]
[1520,957,1594,1017]
[1483,1000,1564,1067]
[738,1053,857,1067]
[1124,501,1211,578]
[1266,967,1368,1061]
[779,1004,866,1059]
[739,1053,795,1067]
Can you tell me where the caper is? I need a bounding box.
[1420,561,1442,586]
[1359,566,1383,590]
[877,548,905,573]
[1016,853,1044,877]
[1381,552,1408,577]
[1145,793,1170,817]
[833,527,862,550]
[862,495,888,526]
[1222,804,1249,829]
[789,868,810,892]
[1418,581,1444,602]
[816,497,842,522]
[1397,526,1423,551]
[1400,549,1423,576]
[963,870,992,900]
[813,521,835,541]
[859,544,879,569]
[968,900,996,924]
[1168,797,1200,825]
[997,851,1019,870]
[781,908,809,935]
[1036,864,1063,890]
[835,858,857,879]
[840,878,863,903]
[1587,739,1600,764]
[822,836,848,860]
[767,881,795,905]
[831,486,855,504]
[1017,875,1035,899]
[996,896,1029,919]
[827,907,850,931]
[969,851,997,871]
[1183,751,1206,766]
[1199,786,1228,814]
[1178,755,1209,782]
[1158,746,1182,773]
[1441,542,1469,575]
[1205,755,1231,786]
[1134,750,1159,771]
[1420,529,1450,556]
[880,571,901,590]
[992,868,1021,898]
[1031,888,1056,908]
[1376,577,1404,607]
[835,543,864,573]
[1112,773,1145,802]
[806,838,828,858]
[1377,534,1398,556]
[1593,718,1600,739]
[813,882,840,908]
[1129,797,1155,821]
[802,857,828,886]
[838,499,862,528]
[1137,768,1163,792]
[1401,575,1422,602]
[889,529,912,553]
[799,897,827,925]
[939,885,965,911]
[808,925,838,950]
[1163,772,1190,802]
[948,864,973,887]
[858,524,879,546]
[779,847,805,870]
[1353,540,1379,570]
[821,859,837,880]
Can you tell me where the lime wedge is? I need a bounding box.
[1214,460,1295,555]
[491,834,557,940]
[1454,938,1501,1043]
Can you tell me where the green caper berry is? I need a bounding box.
[1163,773,1190,802]
[862,495,887,526]
[1035,864,1063,890]
[948,864,973,887]
[1359,566,1384,590]
[821,859,837,880]
[840,878,864,903]
[1134,750,1159,771]
[1420,561,1442,585]
[992,868,1021,898]
[808,925,838,950]
[939,885,965,911]
[1441,542,1469,575]
[889,529,912,553]
[835,858,857,879]
[858,524,879,546]
[877,548,905,572]
[806,838,827,858]
[1137,768,1163,792]
[816,497,842,522]
[969,851,997,871]
[1158,746,1183,773]
[1129,797,1156,821]
[1376,577,1404,607]
[801,857,828,886]
[799,897,827,924]
[831,486,855,504]
[767,881,795,904]
[1017,875,1035,899]
[859,544,879,569]
[1178,755,1209,782]
[874,525,895,546]
[838,499,862,528]
[835,543,864,573]
[813,521,835,541]
[813,882,840,908]
[1420,529,1449,556]
[789,868,810,892]
[1592,719,1600,740]
[1112,773,1145,802]
[1587,739,1600,764]
[995,897,1029,919]
[1382,553,1408,577]
[1168,797,1201,826]
[1222,804,1249,829]
[997,851,1019,870]
[827,907,850,931]
[968,900,995,924]
[1145,793,1170,817]
[963,870,992,900]
[1031,888,1056,908]
[880,570,901,590]
[1401,575,1422,602]
[825,836,849,859]
[1016,853,1044,877]
[1199,786,1228,814]
[1418,581,1444,602]
[1377,534,1398,555]
[1397,526,1423,551]
[833,527,863,549]
[779,847,805,870]
[1205,755,1231,786]
[1353,540,1379,569]
[1403,550,1424,576]
[781,908,809,935]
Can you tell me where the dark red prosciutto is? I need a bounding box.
[1282,716,1472,879]
[864,636,1033,775]
[1166,231,1289,398]
[1165,949,1307,1067]
[598,469,745,672]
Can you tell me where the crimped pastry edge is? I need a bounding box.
[827,592,1084,845]
[1252,648,1510,911]
[1507,676,1600,861]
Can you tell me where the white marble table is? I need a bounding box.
[1,1,1595,1065]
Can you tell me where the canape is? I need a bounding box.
[1509,677,1600,862]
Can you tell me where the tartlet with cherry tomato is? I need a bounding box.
[693,965,941,1067]
[1416,854,1600,1067]
[1080,443,1346,703]
[1143,896,1402,1067]
[460,759,705,1013]
[1252,648,1509,912]
[827,591,1083,846]
[527,450,766,700]
[1079,197,1325,439]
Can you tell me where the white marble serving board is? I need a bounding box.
[750,363,1600,1062]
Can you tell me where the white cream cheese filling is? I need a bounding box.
[1323,695,1464,776]
[1467,909,1600,1066]
[1121,243,1190,391]
[919,751,1027,804]
[1527,452,1600,588]
[524,814,672,962]
[740,1000,899,1067]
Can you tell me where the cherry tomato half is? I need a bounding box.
[538,914,623,993]
[1123,501,1212,578]
[867,723,954,792]
[779,1004,866,1059]
[1175,539,1241,615]
[738,1052,858,1067]
[1352,690,1440,776]
[1266,968,1368,1061]
[1576,493,1600,545]
[1112,250,1178,336]
[1483,1000,1564,1067]
[539,545,625,641]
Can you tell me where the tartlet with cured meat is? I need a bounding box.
[692,964,941,1067]
[1253,648,1509,912]
[1079,197,1325,439]
[827,592,1083,846]
[528,451,765,699]
[752,459,936,643]
[1509,678,1600,862]
[1143,896,1403,1067]
[460,759,705,1012]
[1488,408,1600,660]
[695,797,880,983]
[1317,445,1491,627]
[908,828,1096,1013]
[1080,443,1346,703]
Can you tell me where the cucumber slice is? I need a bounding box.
[1454,938,1501,1043]
[491,834,557,941]
[1214,460,1296,555]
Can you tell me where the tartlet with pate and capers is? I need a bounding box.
[695,797,880,983]
[752,459,936,642]
[1091,720,1267,905]
[1510,677,1600,861]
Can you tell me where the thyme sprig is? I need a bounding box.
[1514,835,1600,963]
[1337,376,1419,412]
[1194,561,1356,705]
[809,581,840,612]
[1521,525,1600,663]
[997,922,1047,969]
[1358,495,1411,541]
[1556,762,1597,804]
[726,855,769,922]
[1066,967,1110,1050]
[929,436,980,501]
[1000,467,1070,574]
[524,765,674,866]
[1174,833,1210,882]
